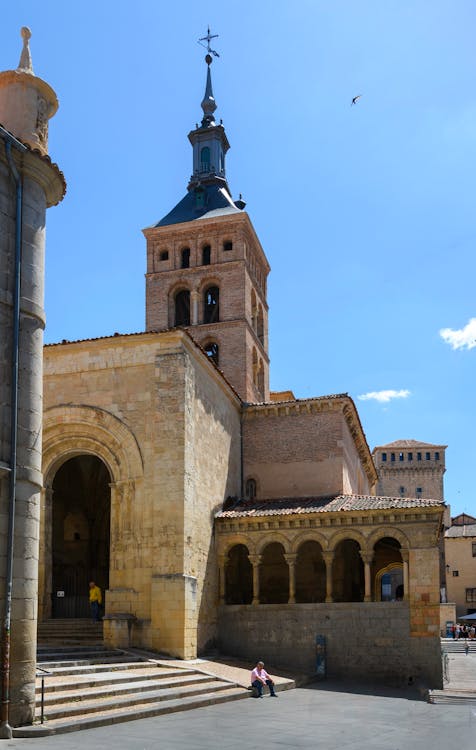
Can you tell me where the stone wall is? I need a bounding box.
[218,602,443,688]
[42,330,241,659]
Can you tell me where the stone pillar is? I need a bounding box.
[191,290,199,325]
[284,553,297,604]
[0,29,65,729]
[248,554,261,605]
[401,550,409,601]
[218,554,227,604]
[322,551,334,603]
[360,552,374,602]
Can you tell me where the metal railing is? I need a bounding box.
[36,667,52,724]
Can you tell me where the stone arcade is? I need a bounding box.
[0,30,444,727]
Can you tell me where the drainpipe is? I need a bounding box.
[0,126,27,740]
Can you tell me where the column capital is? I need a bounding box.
[400,549,409,563]
[360,551,374,565]
[248,554,262,566]
[322,551,334,563]
[284,553,297,566]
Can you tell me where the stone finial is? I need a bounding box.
[17,27,34,74]
[0,26,58,154]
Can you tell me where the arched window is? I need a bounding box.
[245,478,257,499]
[200,146,210,172]
[202,245,211,265]
[181,247,190,269]
[174,290,190,326]
[204,342,219,365]
[204,285,219,324]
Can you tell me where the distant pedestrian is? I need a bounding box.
[250,661,278,698]
[465,641,470,656]
[89,581,102,622]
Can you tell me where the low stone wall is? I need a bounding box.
[217,602,443,688]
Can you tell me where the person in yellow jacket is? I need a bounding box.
[89,581,102,622]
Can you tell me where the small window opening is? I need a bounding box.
[200,146,210,172]
[417,452,422,461]
[472,543,476,558]
[204,286,219,324]
[425,452,431,461]
[160,251,169,261]
[181,248,190,269]
[390,453,396,462]
[399,486,405,496]
[245,478,257,500]
[435,452,440,461]
[202,245,211,265]
[399,452,404,462]
[416,487,422,495]
[452,570,459,577]
[204,342,219,365]
[408,452,413,461]
[382,452,387,462]
[223,240,233,252]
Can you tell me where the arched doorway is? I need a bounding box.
[225,545,253,604]
[332,539,364,602]
[51,455,111,618]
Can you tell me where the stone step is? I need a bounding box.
[38,655,141,669]
[13,686,250,737]
[37,673,213,704]
[36,660,164,677]
[38,678,233,721]
[37,666,195,693]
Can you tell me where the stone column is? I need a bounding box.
[360,552,374,602]
[401,550,409,601]
[0,29,65,730]
[284,553,297,604]
[191,290,199,325]
[218,554,228,604]
[322,551,334,603]
[248,554,261,605]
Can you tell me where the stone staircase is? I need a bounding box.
[37,618,103,646]
[428,640,476,704]
[13,645,249,737]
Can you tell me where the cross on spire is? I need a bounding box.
[198,26,220,58]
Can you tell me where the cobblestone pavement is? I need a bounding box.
[3,680,476,749]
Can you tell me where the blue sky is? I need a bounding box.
[2,2,475,516]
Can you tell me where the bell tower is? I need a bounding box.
[144,31,270,403]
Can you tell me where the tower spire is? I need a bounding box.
[198,27,219,127]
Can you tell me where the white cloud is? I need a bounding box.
[439,318,476,351]
[358,389,411,404]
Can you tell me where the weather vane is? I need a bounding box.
[198,26,220,58]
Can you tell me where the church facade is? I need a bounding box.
[1,30,445,727]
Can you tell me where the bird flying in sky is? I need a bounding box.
[351,95,362,106]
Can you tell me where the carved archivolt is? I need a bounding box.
[43,404,144,486]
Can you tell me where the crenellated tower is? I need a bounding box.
[144,33,270,403]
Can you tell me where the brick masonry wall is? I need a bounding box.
[218,602,443,688]
[243,408,346,498]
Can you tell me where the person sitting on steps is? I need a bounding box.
[251,660,278,697]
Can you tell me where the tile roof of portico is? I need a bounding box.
[445,523,476,538]
[216,494,444,519]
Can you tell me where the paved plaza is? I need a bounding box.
[3,681,476,750]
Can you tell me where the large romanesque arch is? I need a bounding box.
[40,405,144,620]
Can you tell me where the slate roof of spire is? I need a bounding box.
[153,184,241,227]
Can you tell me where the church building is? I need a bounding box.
[1,29,445,727]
